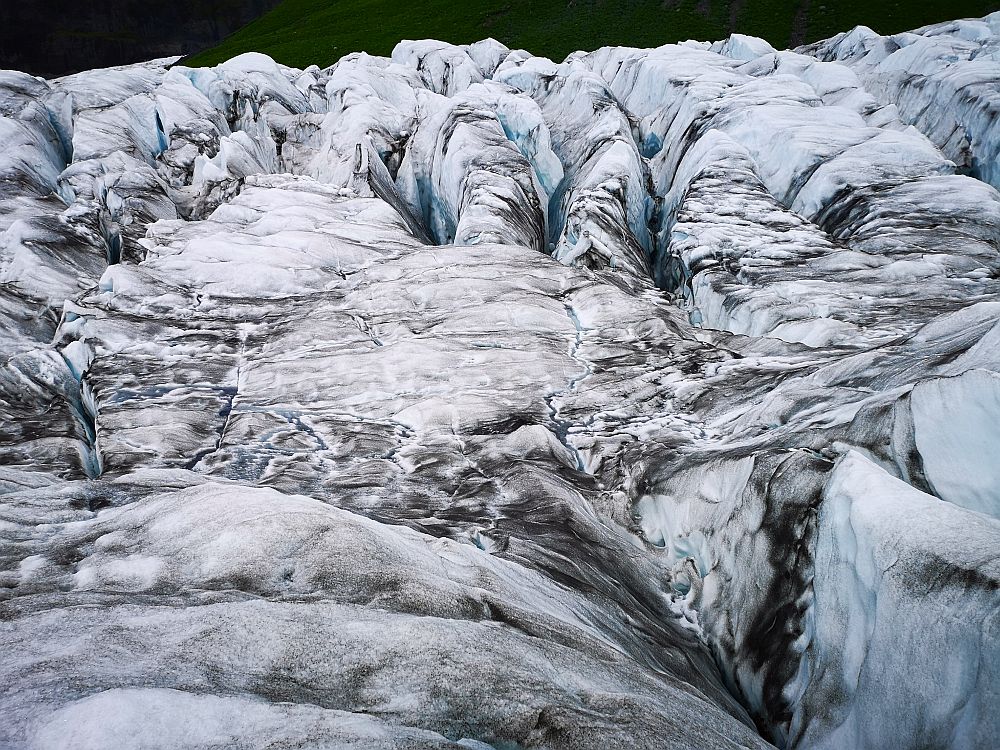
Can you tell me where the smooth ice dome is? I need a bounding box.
[1,13,999,750]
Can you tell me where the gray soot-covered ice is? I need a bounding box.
[1,11,999,750]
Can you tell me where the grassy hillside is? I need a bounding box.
[184,0,999,69]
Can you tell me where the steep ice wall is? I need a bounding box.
[395,85,546,251]
[632,294,1000,747]
[909,368,1000,518]
[797,451,999,750]
[496,56,654,279]
[1,14,999,750]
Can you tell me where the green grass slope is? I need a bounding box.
[185,0,999,69]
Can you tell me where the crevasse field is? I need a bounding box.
[1,11,999,750]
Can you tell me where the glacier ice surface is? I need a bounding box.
[1,13,999,750]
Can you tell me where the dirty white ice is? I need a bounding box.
[1,12,999,750]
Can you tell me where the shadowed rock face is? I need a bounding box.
[0,14,998,750]
[0,0,281,76]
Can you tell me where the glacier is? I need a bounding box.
[1,12,999,750]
